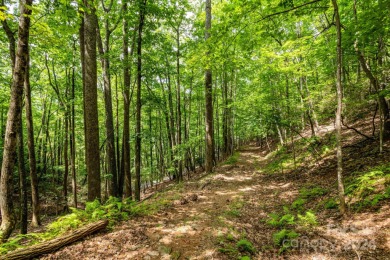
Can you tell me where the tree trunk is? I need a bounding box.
[332,0,346,215]
[97,17,118,197]
[176,26,183,182]
[0,220,109,260]
[122,2,136,199]
[135,0,146,201]
[71,64,77,208]
[17,118,27,235]
[0,0,32,241]
[25,50,40,226]
[83,0,101,201]
[204,0,215,173]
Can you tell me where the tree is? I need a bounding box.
[135,0,147,201]
[0,0,33,241]
[25,46,40,227]
[204,0,215,173]
[332,0,346,215]
[122,0,134,199]
[83,0,101,201]
[97,0,118,197]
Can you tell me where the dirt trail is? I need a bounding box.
[42,145,390,260]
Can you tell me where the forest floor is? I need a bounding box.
[42,125,390,259]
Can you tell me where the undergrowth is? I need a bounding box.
[218,231,255,259]
[264,134,336,174]
[224,197,245,218]
[224,152,240,165]
[346,163,390,211]
[265,202,318,253]
[0,192,174,255]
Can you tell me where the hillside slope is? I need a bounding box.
[41,123,390,259]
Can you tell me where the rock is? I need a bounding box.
[147,251,160,257]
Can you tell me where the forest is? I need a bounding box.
[0,0,389,259]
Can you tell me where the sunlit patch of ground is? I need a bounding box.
[42,140,389,260]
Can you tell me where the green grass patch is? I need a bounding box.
[224,152,240,165]
[224,198,245,218]
[299,186,328,199]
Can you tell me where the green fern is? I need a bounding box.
[297,211,317,227]
[272,229,299,253]
[236,239,255,254]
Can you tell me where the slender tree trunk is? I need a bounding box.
[122,2,136,199]
[176,26,183,182]
[97,17,118,197]
[71,64,77,208]
[135,0,146,201]
[63,110,69,211]
[332,0,346,215]
[84,0,101,201]
[18,118,27,234]
[204,0,215,173]
[115,74,122,198]
[166,59,176,178]
[0,0,33,241]
[25,51,40,226]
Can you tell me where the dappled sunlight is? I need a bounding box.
[193,249,217,259]
[213,173,253,182]
[239,187,255,192]
[40,142,390,260]
[159,225,198,236]
[279,182,292,188]
[214,190,240,196]
[278,189,299,200]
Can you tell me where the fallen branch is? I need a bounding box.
[1,220,109,260]
[341,118,374,140]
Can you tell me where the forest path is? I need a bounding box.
[42,144,390,260]
[42,145,270,259]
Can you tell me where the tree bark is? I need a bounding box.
[332,0,346,215]
[176,25,183,182]
[135,0,147,201]
[71,63,77,208]
[122,1,136,199]
[0,220,109,260]
[25,49,40,226]
[0,0,32,241]
[204,0,215,173]
[83,0,101,201]
[17,117,27,234]
[97,15,118,197]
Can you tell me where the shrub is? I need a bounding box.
[236,239,255,254]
